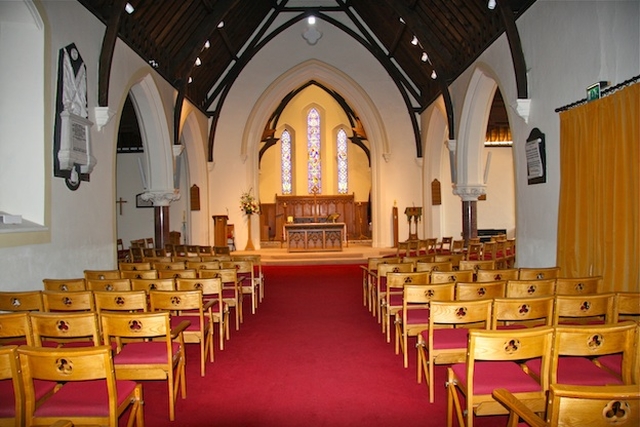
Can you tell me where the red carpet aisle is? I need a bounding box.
[130,265,507,426]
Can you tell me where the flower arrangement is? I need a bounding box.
[240,189,260,215]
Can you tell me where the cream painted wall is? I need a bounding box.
[258,85,371,203]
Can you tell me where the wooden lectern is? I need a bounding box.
[404,207,422,241]
[212,215,228,253]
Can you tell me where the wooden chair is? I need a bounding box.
[42,291,95,312]
[199,268,242,331]
[222,260,258,314]
[186,260,221,272]
[0,291,43,312]
[149,290,214,377]
[117,238,130,262]
[175,277,229,350]
[613,292,640,323]
[29,312,101,348]
[422,238,438,255]
[518,267,560,280]
[491,296,555,330]
[120,269,159,280]
[553,293,615,325]
[382,271,430,342]
[493,384,640,427]
[504,239,516,268]
[130,278,175,293]
[118,262,152,271]
[100,311,188,421]
[480,241,498,264]
[395,282,456,368]
[436,237,453,254]
[476,268,519,282]
[0,311,35,346]
[493,240,508,269]
[142,256,171,263]
[42,278,86,292]
[373,262,413,323]
[93,290,148,314]
[83,270,121,280]
[464,242,483,261]
[153,261,186,271]
[172,255,201,263]
[157,269,197,279]
[198,246,215,256]
[0,345,22,427]
[415,261,452,274]
[434,254,464,270]
[360,257,400,312]
[232,254,265,303]
[446,327,554,427]
[505,279,556,298]
[455,281,506,301]
[430,270,474,284]
[18,345,143,427]
[458,260,495,280]
[401,255,434,270]
[417,299,493,402]
[451,239,465,255]
[554,276,602,295]
[86,278,132,292]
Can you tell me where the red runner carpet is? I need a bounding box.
[132,264,506,426]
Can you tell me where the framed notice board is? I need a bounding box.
[525,128,546,185]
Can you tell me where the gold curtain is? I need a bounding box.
[557,83,639,291]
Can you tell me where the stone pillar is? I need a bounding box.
[454,185,484,244]
[140,191,180,249]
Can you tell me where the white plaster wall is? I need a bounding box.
[449,0,639,267]
[211,19,420,249]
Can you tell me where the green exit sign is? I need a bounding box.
[587,81,609,102]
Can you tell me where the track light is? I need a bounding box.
[488,0,496,9]
[124,3,134,14]
[421,52,429,62]
[431,70,437,79]
[411,36,419,46]
[195,57,201,66]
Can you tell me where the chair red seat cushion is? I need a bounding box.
[0,380,16,417]
[221,289,237,299]
[171,315,210,331]
[526,356,623,385]
[596,354,622,376]
[34,379,137,418]
[451,361,541,394]
[406,308,430,324]
[388,294,403,307]
[424,328,470,350]
[114,341,180,364]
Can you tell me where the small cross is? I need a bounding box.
[116,197,128,215]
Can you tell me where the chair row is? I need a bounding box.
[1,344,144,427]
[443,322,639,427]
[393,288,639,369]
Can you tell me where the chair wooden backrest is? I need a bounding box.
[455,281,506,301]
[42,290,95,312]
[221,260,254,284]
[118,262,152,271]
[18,345,143,427]
[554,276,602,295]
[0,345,22,426]
[505,279,556,298]
[86,278,132,292]
[518,267,561,280]
[153,261,187,270]
[0,311,35,346]
[459,260,496,273]
[433,254,464,270]
[553,293,615,325]
[491,296,555,329]
[402,282,456,308]
[0,291,43,312]
[129,278,175,293]
[29,311,101,347]
[120,269,159,280]
[42,278,86,292]
[186,261,221,271]
[83,270,121,280]
[401,256,434,268]
[430,270,474,284]
[482,241,497,260]
[415,261,452,273]
[93,290,148,313]
[493,384,640,427]
[476,268,519,282]
[465,242,483,260]
[437,237,453,253]
[551,322,636,385]
[613,292,640,322]
[451,239,465,254]
[142,256,171,263]
[156,269,197,279]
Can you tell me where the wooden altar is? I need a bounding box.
[285,223,345,252]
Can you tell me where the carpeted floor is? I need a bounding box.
[128,264,507,426]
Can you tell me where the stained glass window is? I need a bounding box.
[337,128,348,193]
[307,108,321,193]
[281,129,292,194]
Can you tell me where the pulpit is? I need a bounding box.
[212,215,228,252]
[404,207,422,241]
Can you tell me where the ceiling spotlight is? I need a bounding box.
[217,21,224,29]
[411,36,418,46]
[308,16,316,25]
[399,17,405,24]
[188,77,193,84]
[124,2,134,14]
[148,59,158,68]
[421,52,429,62]
[431,70,437,79]
[488,0,496,9]
[204,40,210,49]
[195,57,201,66]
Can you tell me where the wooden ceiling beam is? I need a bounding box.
[98,0,129,106]
[498,0,529,98]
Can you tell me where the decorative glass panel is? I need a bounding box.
[307,108,321,193]
[337,128,348,193]
[281,129,292,194]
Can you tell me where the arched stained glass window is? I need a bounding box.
[281,129,292,194]
[337,128,348,194]
[307,108,321,193]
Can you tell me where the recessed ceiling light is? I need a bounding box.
[421,52,429,62]
[217,21,224,29]
[411,36,418,46]
[195,57,202,66]
[188,77,193,84]
[431,70,437,79]
[204,40,210,49]
[124,3,134,14]
[399,17,405,24]
[488,0,496,9]
[308,16,316,25]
